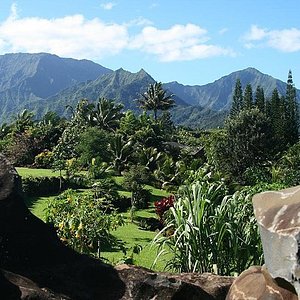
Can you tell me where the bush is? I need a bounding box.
[132,188,151,209]
[34,150,54,168]
[22,176,62,196]
[45,189,124,255]
[21,174,89,196]
[154,195,174,223]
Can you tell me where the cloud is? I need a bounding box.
[100,2,116,10]
[0,5,128,59]
[244,25,300,52]
[126,17,153,27]
[0,4,234,62]
[218,28,228,35]
[130,24,235,61]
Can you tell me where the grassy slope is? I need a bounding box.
[19,168,172,271]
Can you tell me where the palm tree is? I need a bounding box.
[14,109,34,133]
[138,82,175,121]
[109,134,133,175]
[66,99,95,127]
[93,97,124,131]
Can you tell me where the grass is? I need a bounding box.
[101,211,170,271]
[17,167,63,178]
[24,195,56,221]
[21,169,172,271]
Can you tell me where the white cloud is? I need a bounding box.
[130,24,234,62]
[0,4,234,62]
[244,25,300,52]
[218,28,228,35]
[0,5,128,59]
[126,17,153,27]
[100,2,116,10]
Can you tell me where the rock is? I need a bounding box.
[116,264,233,300]
[252,186,300,297]
[226,266,298,299]
[0,154,125,299]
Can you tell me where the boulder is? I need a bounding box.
[252,186,300,297]
[116,264,233,300]
[0,154,125,299]
[226,266,298,300]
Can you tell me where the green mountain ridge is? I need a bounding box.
[0,53,299,128]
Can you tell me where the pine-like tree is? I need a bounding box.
[267,88,287,152]
[285,70,299,145]
[243,84,253,110]
[230,79,243,117]
[254,85,265,112]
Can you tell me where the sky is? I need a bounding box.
[0,0,300,88]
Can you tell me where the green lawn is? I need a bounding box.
[24,195,56,221]
[101,211,171,271]
[17,167,63,178]
[21,169,172,271]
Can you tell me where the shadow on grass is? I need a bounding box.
[24,195,39,210]
[132,237,152,243]
[100,237,126,253]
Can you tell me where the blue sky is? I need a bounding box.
[0,1,300,88]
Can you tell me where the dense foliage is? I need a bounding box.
[1,74,299,274]
[46,189,124,255]
[153,181,271,275]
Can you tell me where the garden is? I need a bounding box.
[1,75,300,275]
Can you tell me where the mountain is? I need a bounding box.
[164,67,299,111]
[0,53,112,121]
[28,67,189,118]
[0,53,299,128]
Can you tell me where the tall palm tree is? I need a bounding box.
[138,82,175,121]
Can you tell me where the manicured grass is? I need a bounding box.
[16,167,62,178]
[24,195,56,221]
[101,209,171,272]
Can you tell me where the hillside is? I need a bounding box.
[164,67,298,111]
[0,53,299,128]
[0,53,112,121]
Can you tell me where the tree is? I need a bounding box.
[230,79,243,117]
[267,88,287,151]
[109,134,133,175]
[212,108,273,182]
[66,99,95,127]
[138,82,175,121]
[243,84,253,110]
[285,70,299,145]
[119,111,140,136]
[76,127,112,167]
[93,97,124,131]
[254,85,265,112]
[13,109,34,134]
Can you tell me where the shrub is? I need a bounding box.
[22,176,62,196]
[132,188,151,209]
[34,150,54,168]
[154,195,174,223]
[45,189,124,255]
[21,174,88,196]
[92,178,131,212]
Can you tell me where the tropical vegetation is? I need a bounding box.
[1,72,299,276]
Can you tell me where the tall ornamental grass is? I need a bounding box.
[153,181,263,275]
